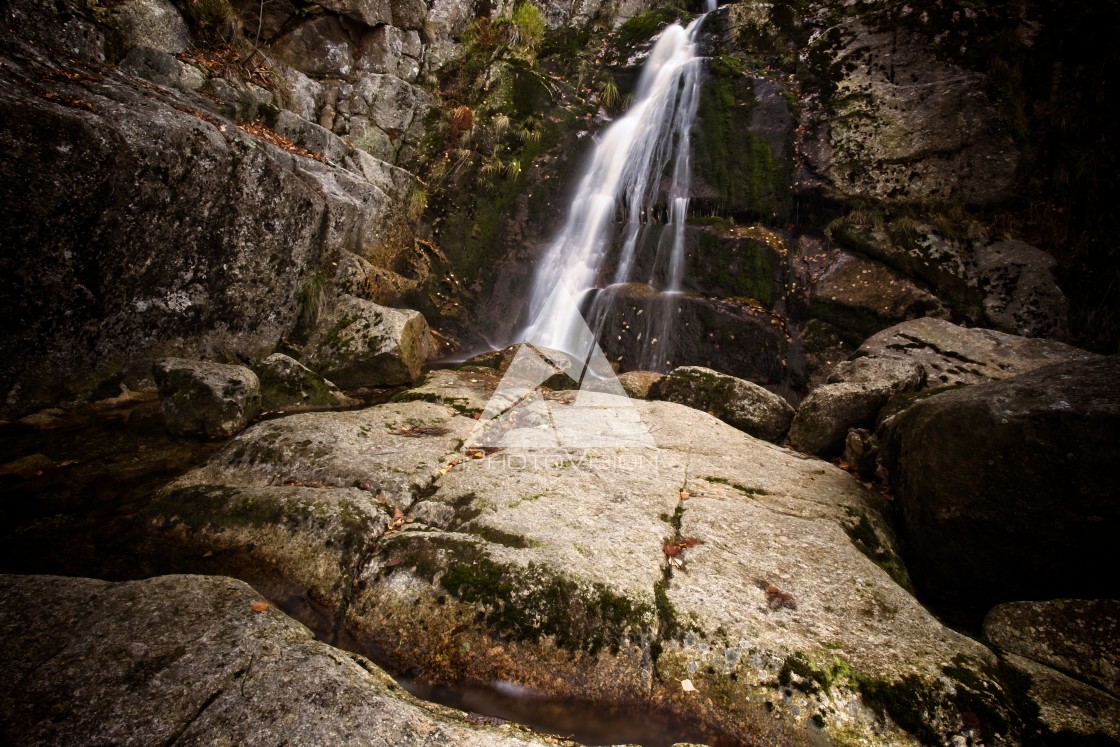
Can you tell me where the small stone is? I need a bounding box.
[0,453,56,480]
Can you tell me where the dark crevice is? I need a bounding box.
[895,333,984,365]
[160,687,223,747]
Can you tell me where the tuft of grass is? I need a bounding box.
[407,187,428,222]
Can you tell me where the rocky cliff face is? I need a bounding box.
[0,0,674,417]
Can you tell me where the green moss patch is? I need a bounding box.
[387,535,654,656]
[703,476,769,496]
[143,485,380,560]
[841,509,913,592]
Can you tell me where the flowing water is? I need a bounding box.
[518,7,713,372]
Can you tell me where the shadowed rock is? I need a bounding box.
[789,356,924,457]
[984,599,1120,699]
[0,574,561,746]
[153,358,261,439]
[880,355,1120,609]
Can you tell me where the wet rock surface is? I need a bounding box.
[4,368,1118,745]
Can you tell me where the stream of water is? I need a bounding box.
[517,6,713,372]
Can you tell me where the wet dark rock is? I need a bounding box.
[880,355,1120,610]
[999,653,1120,740]
[0,453,57,480]
[796,237,948,346]
[984,599,1120,700]
[976,239,1070,340]
[153,359,261,439]
[0,574,559,746]
[650,365,793,443]
[832,222,1069,340]
[592,284,791,385]
[255,353,354,410]
[788,356,924,457]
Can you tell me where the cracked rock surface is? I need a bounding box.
[137,369,1095,745]
[0,574,563,746]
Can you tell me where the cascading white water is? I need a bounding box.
[517,8,712,372]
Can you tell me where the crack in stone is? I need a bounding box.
[895,332,984,365]
[160,686,223,747]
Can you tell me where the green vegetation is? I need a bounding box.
[143,485,378,561]
[389,535,653,655]
[614,6,691,56]
[703,476,769,496]
[295,270,328,339]
[690,231,779,306]
[691,56,792,222]
[841,509,913,592]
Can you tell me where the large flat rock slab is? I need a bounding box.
[0,574,562,746]
[128,369,1115,745]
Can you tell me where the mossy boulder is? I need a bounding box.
[105,369,1103,744]
[302,293,431,388]
[345,382,1007,744]
[141,484,387,613]
[255,352,355,410]
[152,358,261,439]
[650,365,793,443]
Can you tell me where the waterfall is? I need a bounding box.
[517,10,711,373]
